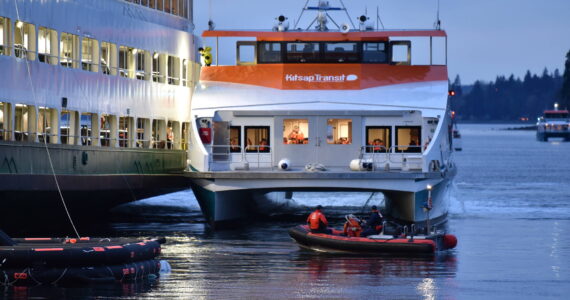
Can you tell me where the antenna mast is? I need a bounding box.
[294,0,355,31]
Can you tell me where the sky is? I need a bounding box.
[194,0,570,85]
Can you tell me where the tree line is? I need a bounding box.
[450,50,570,122]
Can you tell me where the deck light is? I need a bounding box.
[16,21,23,29]
[427,184,432,191]
[153,53,159,59]
[448,90,456,96]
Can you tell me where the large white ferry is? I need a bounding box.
[188,1,457,228]
[0,0,198,220]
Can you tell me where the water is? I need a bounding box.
[3,124,570,299]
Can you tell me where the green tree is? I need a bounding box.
[560,50,570,109]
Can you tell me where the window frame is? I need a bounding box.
[395,125,422,153]
[229,126,241,153]
[244,126,270,153]
[257,42,284,64]
[365,126,391,153]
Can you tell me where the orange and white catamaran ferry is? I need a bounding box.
[187,1,456,227]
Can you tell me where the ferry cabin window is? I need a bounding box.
[152,119,166,149]
[362,42,387,63]
[245,126,270,153]
[168,56,180,85]
[283,119,309,144]
[286,42,320,63]
[119,46,136,78]
[100,115,112,147]
[396,126,421,153]
[181,122,190,150]
[14,21,36,60]
[545,112,569,119]
[119,117,132,148]
[323,42,359,63]
[237,42,256,66]
[38,27,58,65]
[14,104,32,142]
[166,120,176,149]
[390,41,411,65]
[135,49,149,80]
[80,113,93,146]
[326,119,352,144]
[366,126,391,153]
[0,17,9,56]
[156,0,163,11]
[182,59,189,86]
[136,118,150,148]
[229,126,241,153]
[60,111,71,144]
[152,52,160,82]
[0,102,5,140]
[82,37,99,72]
[60,33,79,68]
[38,107,57,144]
[101,42,117,75]
[258,42,282,63]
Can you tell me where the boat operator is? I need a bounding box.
[361,205,384,237]
[307,205,331,234]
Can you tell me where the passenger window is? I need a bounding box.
[14,21,35,60]
[119,117,132,148]
[100,115,112,147]
[101,42,117,75]
[60,111,71,144]
[168,55,180,85]
[258,42,282,63]
[283,119,309,144]
[396,126,421,153]
[366,126,391,153]
[14,104,33,142]
[152,52,161,82]
[181,122,190,150]
[135,49,149,80]
[324,42,359,63]
[152,119,166,148]
[38,107,57,144]
[327,119,352,144]
[118,46,132,78]
[136,118,150,148]
[229,126,241,153]
[156,0,164,11]
[182,59,188,86]
[390,41,411,65]
[82,37,99,72]
[362,42,387,63]
[286,42,320,63]
[245,126,270,153]
[38,27,58,65]
[0,17,10,56]
[80,113,94,146]
[0,101,5,140]
[60,33,79,68]
[237,41,256,66]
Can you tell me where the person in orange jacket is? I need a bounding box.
[343,214,362,237]
[307,205,331,234]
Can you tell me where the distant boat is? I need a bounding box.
[451,111,462,151]
[536,103,570,142]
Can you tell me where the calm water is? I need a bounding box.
[3,124,570,299]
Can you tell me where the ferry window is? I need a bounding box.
[286,42,320,63]
[181,122,190,150]
[14,21,36,60]
[182,59,189,86]
[100,115,112,147]
[119,117,132,148]
[0,102,5,140]
[237,41,256,66]
[366,126,391,153]
[283,119,309,144]
[245,126,270,153]
[545,112,569,119]
[38,107,57,144]
[258,42,282,63]
[167,56,180,85]
[38,27,58,65]
[80,113,93,146]
[152,52,160,82]
[166,120,176,149]
[229,126,241,153]
[82,37,99,72]
[324,42,359,63]
[101,42,117,75]
[396,126,421,153]
[390,41,411,65]
[141,0,148,6]
[178,0,185,17]
[14,104,32,142]
[149,0,156,8]
[0,17,10,56]
[326,119,352,144]
[164,0,171,13]
[362,42,387,63]
[136,118,150,148]
[135,49,149,80]
[152,119,166,148]
[171,0,179,15]
[60,33,79,68]
[119,46,136,78]
[156,0,163,11]
[60,111,78,145]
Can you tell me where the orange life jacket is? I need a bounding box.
[343,218,362,237]
[307,210,327,230]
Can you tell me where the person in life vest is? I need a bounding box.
[361,205,384,237]
[307,205,331,234]
[343,214,362,237]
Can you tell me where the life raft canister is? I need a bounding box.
[199,127,212,144]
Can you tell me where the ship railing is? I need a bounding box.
[388,145,424,170]
[152,72,164,82]
[38,52,59,64]
[209,145,273,170]
[167,75,180,85]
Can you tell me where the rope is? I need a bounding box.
[13,0,81,239]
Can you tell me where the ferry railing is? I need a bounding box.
[38,53,59,65]
[360,145,389,171]
[209,145,273,170]
[388,145,424,170]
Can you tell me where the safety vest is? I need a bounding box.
[307,211,326,230]
[343,218,362,237]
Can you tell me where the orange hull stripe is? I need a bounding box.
[200,64,447,90]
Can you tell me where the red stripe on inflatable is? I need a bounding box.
[308,232,436,245]
[33,248,64,251]
[137,242,146,246]
[25,238,52,241]
[105,246,124,249]
[93,247,105,252]
[80,237,90,241]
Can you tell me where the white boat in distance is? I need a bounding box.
[187,0,457,228]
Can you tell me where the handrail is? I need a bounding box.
[208,144,273,170]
